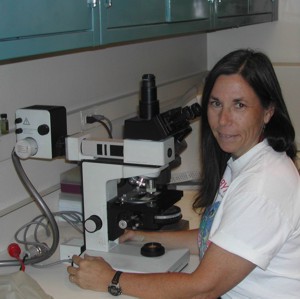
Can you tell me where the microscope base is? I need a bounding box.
[85,243,190,273]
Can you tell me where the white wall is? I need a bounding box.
[0,34,207,129]
[0,34,207,252]
[207,0,300,146]
[207,1,300,65]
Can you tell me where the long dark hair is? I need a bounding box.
[193,49,297,210]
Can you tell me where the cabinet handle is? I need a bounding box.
[87,0,97,8]
[105,0,112,8]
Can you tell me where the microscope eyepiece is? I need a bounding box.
[181,102,202,121]
[124,74,202,141]
[191,102,202,118]
[139,74,159,120]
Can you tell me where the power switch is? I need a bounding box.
[15,118,22,124]
[38,124,50,135]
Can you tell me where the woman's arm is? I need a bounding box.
[121,243,255,299]
[68,242,255,298]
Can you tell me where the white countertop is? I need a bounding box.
[0,253,199,299]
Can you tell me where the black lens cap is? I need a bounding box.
[140,242,165,257]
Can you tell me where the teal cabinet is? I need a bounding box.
[100,0,278,44]
[99,0,211,44]
[213,0,277,30]
[0,0,278,61]
[0,0,99,61]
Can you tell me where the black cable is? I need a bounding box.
[97,120,113,138]
[86,115,113,138]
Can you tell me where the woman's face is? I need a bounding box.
[207,74,274,159]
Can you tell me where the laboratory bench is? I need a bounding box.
[0,244,199,299]
[0,190,200,298]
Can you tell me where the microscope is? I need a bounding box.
[15,74,201,273]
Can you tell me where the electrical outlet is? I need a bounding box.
[79,105,115,139]
[80,105,104,131]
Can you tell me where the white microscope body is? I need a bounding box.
[65,134,190,273]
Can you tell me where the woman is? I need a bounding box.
[67,49,300,298]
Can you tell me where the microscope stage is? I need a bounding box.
[85,243,190,273]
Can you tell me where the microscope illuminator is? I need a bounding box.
[15,105,67,159]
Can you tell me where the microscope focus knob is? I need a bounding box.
[119,216,140,230]
[119,220,129,230]
[84,215,103,233]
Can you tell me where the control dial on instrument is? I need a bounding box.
[84,215,103,233]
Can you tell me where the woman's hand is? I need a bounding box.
[67,254,115,292]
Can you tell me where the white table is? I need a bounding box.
[0,253,199,299]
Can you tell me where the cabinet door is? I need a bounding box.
[103,0,165,28]
[100,0,210,44]
[0,0,99,61]
[249,0,273,14]
[249,0,278,20]
[166,0,210,22]
[216,0,248,18]
[214,0,275,29]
